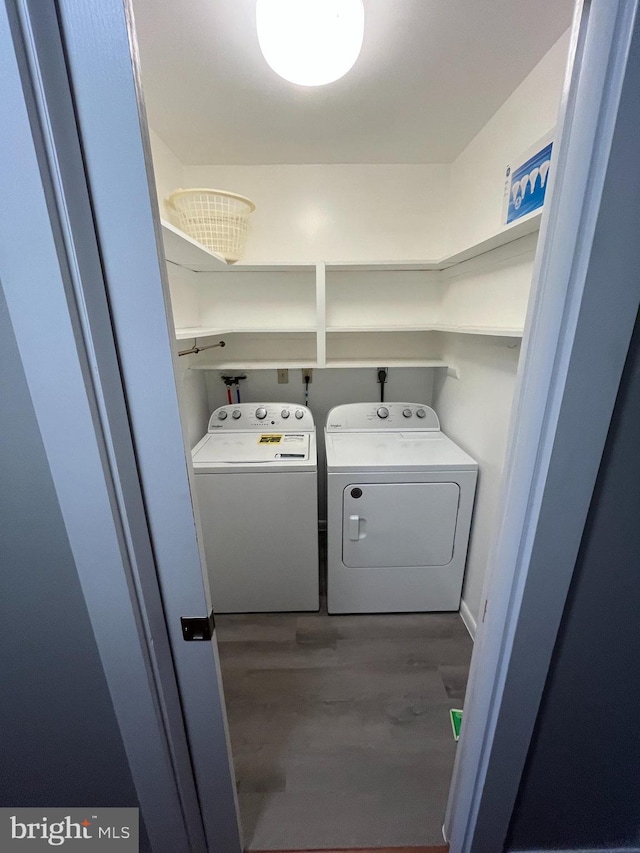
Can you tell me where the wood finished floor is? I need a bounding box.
[216,602,472,851]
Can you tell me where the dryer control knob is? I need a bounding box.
[403,408,412,418]
[281,409,290,418]
[377,406,389,419]
[295,409,304,419]
[232,410,241,419]
[217,410,228,420]
[255,407,267,420]
[416,408,426,418]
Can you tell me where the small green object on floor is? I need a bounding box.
[450,708,463,741]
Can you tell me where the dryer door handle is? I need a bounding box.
[348,515,360,541]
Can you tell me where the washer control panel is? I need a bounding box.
[208,403,314,431]
[326,402,440,431]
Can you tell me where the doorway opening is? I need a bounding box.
[128,1,574,848]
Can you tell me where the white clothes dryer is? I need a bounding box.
[325,402,477,614]
[192,403,319,613]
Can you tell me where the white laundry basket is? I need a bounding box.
[168,188,256,263]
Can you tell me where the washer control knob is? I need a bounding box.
[416,408,426,418]
[281,409,290,419]
[232,410,241,419]
[403,408,412,418]
[255,407,267,420]
[377,406,389,419]
[295,409,304,419]
[217,410,228,420]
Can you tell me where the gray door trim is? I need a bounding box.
[1,1,241,850]
[445,1,640,850]
[0,2,200,850]
[53,0,242,850]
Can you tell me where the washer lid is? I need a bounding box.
[192,431,316,472]
[325,430,477,472]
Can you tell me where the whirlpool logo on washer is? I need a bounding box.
[1,809,138,850]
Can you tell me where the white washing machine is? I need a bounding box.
[325,402,477,614]
[192,403,319,613]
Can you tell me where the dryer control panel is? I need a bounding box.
[326,402,440,432]
[208,403,315,432]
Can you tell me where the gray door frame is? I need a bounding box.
[0,1,240,850]
[445,1,640,849]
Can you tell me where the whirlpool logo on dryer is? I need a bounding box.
[1,809,138,850]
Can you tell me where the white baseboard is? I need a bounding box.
[459,597,477,640]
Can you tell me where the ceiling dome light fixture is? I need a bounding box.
[256,0,365,87]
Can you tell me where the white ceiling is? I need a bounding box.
[132,0,573,165]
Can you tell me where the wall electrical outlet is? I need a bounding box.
[277,368,289,384]
[301,368,313,383]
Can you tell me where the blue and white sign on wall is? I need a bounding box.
[503,134,553,225]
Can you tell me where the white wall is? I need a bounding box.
[433,31,568,630]
[430,234,536,630]
[165,264,210,449]
[439,233,537,332]
[148,32,570,263]
[148,127,184,221]
[447,31,570,254]
[173,346,210,450]
[182,164,450,263]
[205,366,436,522]
[432,333,521,632]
